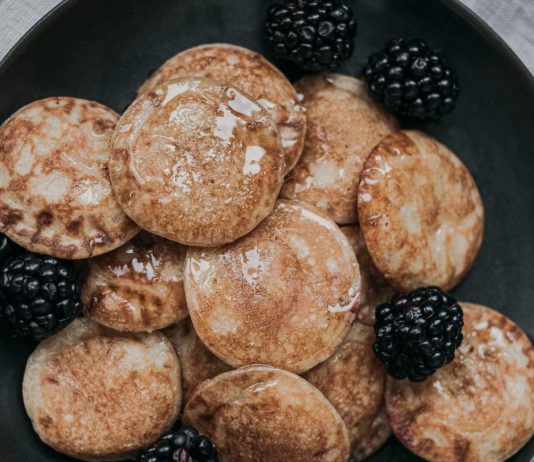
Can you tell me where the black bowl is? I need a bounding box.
[0,0,533,460]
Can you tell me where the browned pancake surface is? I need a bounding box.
[111,77,284,246]
[23,318,181,461]
[304,322,389,460]
[166,318,232,403]
[82,232,188,332]
[139,43,306,174]
[358,130,484,291]
[281,74,398,224]
[341,226,395,325]
[0,97,139,259]
[183,365,350,462]
[386,303,534,462]
[185,199,361,373]
[352,407,390,461]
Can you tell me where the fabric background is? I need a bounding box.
[0,0,532,74]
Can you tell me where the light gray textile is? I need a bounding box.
[0,0,533,75]
[462,0,534,74]
[0,0,59,61]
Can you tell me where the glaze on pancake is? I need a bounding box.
[281,74,398,224]
[184,199,361,373]
[183,365,350,462]
[138,43,306,174]
[304,322,390,460]
[341,226,395,325]
[358,130,484,291]
[0,97,139,259]
[166,318,232,403]
[23,318,181,461]
[386,303,534,462]
[82,232,188,332]
[111,77,284,246]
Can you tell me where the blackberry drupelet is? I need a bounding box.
[373,286,463,381]
[265,0,357,71]
[362,38,460,119]
[0,253,81,340]
[138,425,218,462]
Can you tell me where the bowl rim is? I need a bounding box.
[0,0,532,89]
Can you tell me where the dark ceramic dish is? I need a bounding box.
[0,0,533,460]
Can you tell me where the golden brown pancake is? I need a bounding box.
[358,130,484,292]
[352,407,390,461]
[386,303,534,462]
[304,322,390,460]
[281,74,398,224]
[23,318,181,461]
[82,232,188,332]
[138,43,306,174]
[183,365,350,462]
[184,199,361,373]
[341,226,395,325]
[0,97,139,259]
[110,77,284,247]
[165,318,232,403]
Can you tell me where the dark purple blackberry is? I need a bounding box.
[373,286,463,381]
[138,425,217,462]
[362,38,460,119]
[0,253,81,340]
[265,0,357,71]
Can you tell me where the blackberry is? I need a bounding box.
[361,38,460,119]
[138,425,218,462]
[265,0,357,71]
[0,253,82,340]
[373,286,463,381]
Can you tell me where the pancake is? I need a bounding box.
[386,303,534,462]
[23,318,181,461]
[341,226,395,325]
[304,322,390,460]
[166,318,232,403]
[183,365,350,462]
[358,130,484,292]
[82,231,188,332]
[351,407,390,462]
[184,199,361,373]
[110,77,284,246]
[138,43,306,174]
[0,97,139,259]
[281,74,398,224]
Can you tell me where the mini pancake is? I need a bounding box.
[281,74,398,224]
[341,226,395,325]
[138,43,306,174]
[184,199,361,373]
[304,322,390,461]
[358,130,484,292]
[386,303,534,462]
[82,232,188,332]
[166,318,232,403]
[0,97,139,259]
[111,77,284,246]
[352,407,390,462]
[23,318,181,461]
[183,365,350,462]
